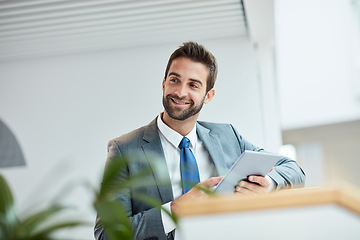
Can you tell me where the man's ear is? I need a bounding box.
[204,88,215,104]
[162,77,166,91]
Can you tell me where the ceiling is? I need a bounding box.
[0,0,248,62]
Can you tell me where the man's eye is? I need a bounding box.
[190,84,198,88]
[170,78,178,82]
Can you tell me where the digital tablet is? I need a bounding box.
[213,150,283,194]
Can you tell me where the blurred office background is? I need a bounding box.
[0,0,359,238]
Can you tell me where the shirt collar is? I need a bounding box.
[157,113,197,150]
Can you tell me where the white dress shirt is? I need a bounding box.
[157,114,216,234]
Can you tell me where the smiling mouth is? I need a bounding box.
[171,98,189,105]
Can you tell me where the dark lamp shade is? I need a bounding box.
[0,119,26,168]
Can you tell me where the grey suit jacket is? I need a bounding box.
[94,117,305,240]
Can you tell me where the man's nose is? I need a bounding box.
[175,84,188,98]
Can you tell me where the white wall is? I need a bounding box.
[0,36,273,238]
[275,0,360,129]
[275,0,360,187]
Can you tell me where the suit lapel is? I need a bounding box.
[196,123,228,176]
[142,118,174,203]
[140,119,229,202]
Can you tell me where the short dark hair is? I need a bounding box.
[164,42,218,92]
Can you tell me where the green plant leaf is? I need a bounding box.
[0,174,18,239]
[94,200,132,240]
[19,205,68,235]
[97,156,128,200]
[15,204,87,239]
[23,221,86,240]
[0,174,14,216]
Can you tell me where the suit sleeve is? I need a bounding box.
[230,124,306,189]
[94,140,172,240]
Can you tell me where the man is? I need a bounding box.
[94,42,305,240]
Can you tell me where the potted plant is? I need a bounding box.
[0,155,177,240]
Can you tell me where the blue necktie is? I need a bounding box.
[179,137,200,194]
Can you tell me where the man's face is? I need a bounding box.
[162,57,214,121]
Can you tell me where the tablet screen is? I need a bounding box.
[213,150,283,194]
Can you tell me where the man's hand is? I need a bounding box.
[170,177,222,215]
[234,175,270,195]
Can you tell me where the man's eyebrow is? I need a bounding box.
[168,72,181,78]
[189,78,203,86]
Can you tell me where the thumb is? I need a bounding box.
[200,176,223,188]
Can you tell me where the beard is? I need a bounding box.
[162,94,205,121]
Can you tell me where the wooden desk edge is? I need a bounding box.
[176,186,360,217]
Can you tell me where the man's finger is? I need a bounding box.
[238,180,263,192]
[200,176,223,188]
[234,185,254,195]
[248,175,269,187]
